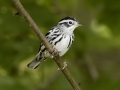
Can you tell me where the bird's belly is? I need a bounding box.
[55,35,70,56]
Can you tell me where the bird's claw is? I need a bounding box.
[50,44,58,57]
[58,62,67,70]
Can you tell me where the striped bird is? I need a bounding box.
[27,17,82,69]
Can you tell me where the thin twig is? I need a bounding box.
[12,0,81,90]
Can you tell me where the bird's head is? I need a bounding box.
[57,16,82,35]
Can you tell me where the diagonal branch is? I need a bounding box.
[12,0,81,90]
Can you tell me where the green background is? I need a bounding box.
[0,0,120,90]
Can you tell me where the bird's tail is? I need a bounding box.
[27,52,45,69]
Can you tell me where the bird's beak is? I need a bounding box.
[77,23,83,27]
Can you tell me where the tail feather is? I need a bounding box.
[27,52,45,69]
[27,59,41,69]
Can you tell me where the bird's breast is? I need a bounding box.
[55,34,71,56]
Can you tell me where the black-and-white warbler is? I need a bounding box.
[27,17,82,69]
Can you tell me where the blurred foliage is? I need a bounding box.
[0,0,120,90]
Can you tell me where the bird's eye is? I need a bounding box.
[69,21,72,25]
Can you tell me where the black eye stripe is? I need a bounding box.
[59,22,70,27]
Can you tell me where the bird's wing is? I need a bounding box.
[38,27,58,52]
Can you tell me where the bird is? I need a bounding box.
[27,16,82,69]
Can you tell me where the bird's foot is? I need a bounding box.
[58,62,67,70]
[50,44,58,57]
